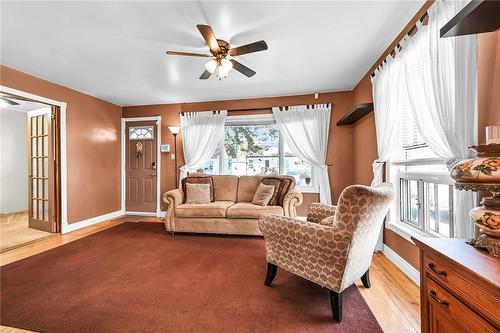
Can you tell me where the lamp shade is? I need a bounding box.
[204,59,218,74]
[168,126,180,135]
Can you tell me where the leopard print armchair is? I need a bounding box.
[258,183,395,322]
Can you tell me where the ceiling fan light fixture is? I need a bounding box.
[220,58,233,72]
[204,59,218,73]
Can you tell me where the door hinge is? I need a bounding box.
[51,112,56,120]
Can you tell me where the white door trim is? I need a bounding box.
[0,85,69,233]
[121,116,162,217]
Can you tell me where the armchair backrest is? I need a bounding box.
[334,183,395,291]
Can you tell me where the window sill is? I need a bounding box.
[385,221,440,244]
[296,187,318,194]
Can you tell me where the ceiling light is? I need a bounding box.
[204,59,218,74]
[220,58,233,73]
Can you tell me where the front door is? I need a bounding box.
[126,121,157,213]
[28,107,57,232]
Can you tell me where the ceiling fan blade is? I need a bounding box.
[166,51,211,57]
[197,24,220,53]
[0,97,20,106]
[199,69,212,80]
[230,60,256,77]
[229,40,268,56]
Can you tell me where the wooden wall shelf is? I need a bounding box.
[440,0,500,38]
[336,103,374,126]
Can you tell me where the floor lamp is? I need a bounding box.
[168,126,180,187]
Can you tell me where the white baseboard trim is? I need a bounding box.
[383,245,420,286]
[125,211,157,217]
[61,210,123,234]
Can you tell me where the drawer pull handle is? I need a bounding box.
[429,290,449,307]
[427,263,447,277]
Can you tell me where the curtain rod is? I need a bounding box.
[278,103,331,111]
[179,108,269,116]
[370,11,429,78]
[179,103,332,115]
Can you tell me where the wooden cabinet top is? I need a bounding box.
[412,237,500,290]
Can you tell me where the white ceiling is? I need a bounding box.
[1,1,424,106]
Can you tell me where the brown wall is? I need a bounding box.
[350,30,500,270]
[478,31,500,143]
[0,65,122,224]
[123,92,356,215]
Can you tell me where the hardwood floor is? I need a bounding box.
[0,216,421,333]
[0,211,53,252]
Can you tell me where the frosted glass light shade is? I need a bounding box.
[204,59,218,73]
[168,126,180,135]
[220,58,233,73]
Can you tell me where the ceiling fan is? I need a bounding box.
[167,24,268,80]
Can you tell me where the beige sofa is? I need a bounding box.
[163,175,303,235]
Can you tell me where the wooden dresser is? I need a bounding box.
[412,237,500,333]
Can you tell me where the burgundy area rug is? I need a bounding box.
[1,222,382,332]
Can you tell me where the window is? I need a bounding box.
[224,124,280,176]
[387,104,455,238]
[395,163,454,238]
[196,115,315,191]
[129,126,153,140]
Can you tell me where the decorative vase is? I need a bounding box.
[450,143,500,257]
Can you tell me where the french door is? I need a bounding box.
[28,107,58,232]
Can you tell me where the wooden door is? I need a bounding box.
[126,121,157,213]
[28,107,56,232]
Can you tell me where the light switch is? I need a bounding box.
[170,153,175,160]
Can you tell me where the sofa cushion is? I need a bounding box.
[176,201,235,218]
[213,175,239,202]
[237,176,263,202]
[227,202,284,219]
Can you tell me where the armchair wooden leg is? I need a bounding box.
[329,290,343,322]
[361,269,371,288]
[264,263,277,286]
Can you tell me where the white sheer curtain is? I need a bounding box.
[370,52,406,251]
[272,104,332,204]
[371,54,405,187]
[179,110,227,181]
[403,0,477,238]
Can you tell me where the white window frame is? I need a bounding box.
[386,158,455,242]
[208,114,318,193]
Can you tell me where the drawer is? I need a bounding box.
[423,254,500,327]
[426,278,497,333]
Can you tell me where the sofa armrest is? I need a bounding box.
[258,214,348,291]
[282,188,303,217]
[306,202,337,224]
[163,189,184,232]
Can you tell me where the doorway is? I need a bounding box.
[122,117,161,216]
[0,93,61,251]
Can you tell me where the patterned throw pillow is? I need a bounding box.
[185,183,211,204]
[261,177,294,206]
[319,216,336,227]
[252,183,275,206]
[261,178,282,205]
[181,176,215,203]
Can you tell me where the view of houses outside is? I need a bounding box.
[198,124,312,187]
